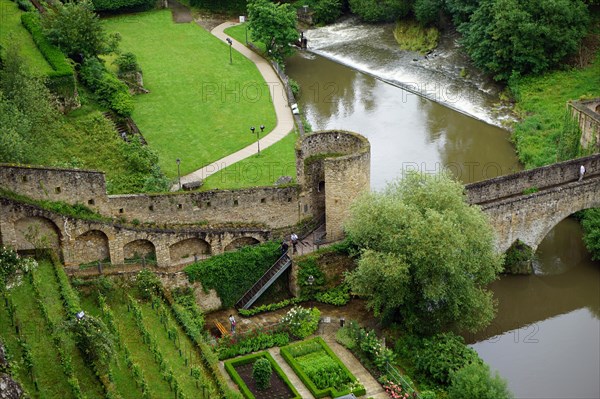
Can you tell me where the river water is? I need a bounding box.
[286,23,600,398]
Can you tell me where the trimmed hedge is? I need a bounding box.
[185,241,281,308]
[280,337,366,398]
[92,0,155,11]
[21,12,75,96]
[224,351,301,399]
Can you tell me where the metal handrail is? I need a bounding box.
[236,253,291,309]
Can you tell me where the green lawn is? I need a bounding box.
[0,0,53,75]
[103,10,277,177]
[224,22,267,54]
[202,130,298,190]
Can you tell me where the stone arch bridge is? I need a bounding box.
[465,153,600,253]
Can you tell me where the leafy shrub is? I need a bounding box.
[281,306,320,339]
[0,248,38,288]
[17,0,34,12]
[289,78,300,98]
[185,241,280,308]
[238,297,302,316]
[135,269,162,299]
[296,256,325,299]
[217,330,289,360]
[92,0,155,11]
[315,283,350,306]
[448,362,513,399]
[114,52,140,73]
[79,57,134,117]
[581,208,600,260]
[312,0,343,24]
[349,0,412,22]
[252,358,272,390]
[395,332,481,386]
[67,315,115,374]
[342,321,395,372]
[414,0,441,26]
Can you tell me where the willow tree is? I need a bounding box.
[345,172,503,334]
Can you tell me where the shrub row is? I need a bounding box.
[238,297,302,317]
[280,337,366,398]
[185,241,280,308]
[80,57,134,117]
[224,351,302,399]
[20,12,75,96]
[92,0,155,12]
[217,330,289,360]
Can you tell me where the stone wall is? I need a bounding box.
[466,153,600,204]
[569,99,600,150]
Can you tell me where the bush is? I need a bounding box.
[582,208,600,261]
[184,241,280,308]
[281,306,320,339]
[289,78,300,99]
[17,0,34,12]
[349,0,412,22]
[92,0,155,11]
[414,0,441,26]
[79,57,134,117]
[314,284,350,306]
[135,269,162,299]
[312,0,343,24]
[114,52,140,74]
[217,330,289,360]
[448,362,513,399]
[252,358,272,390]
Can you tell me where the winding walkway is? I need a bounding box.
[177,22,295,188]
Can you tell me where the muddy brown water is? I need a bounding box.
[286,51,600,399]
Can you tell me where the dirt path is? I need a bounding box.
[167,0,193,23]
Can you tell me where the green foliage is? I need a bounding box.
[80,56,134,117]
[314,284,350,306]
[503,240,534,273]
[66,315,115,374]
[393,19,439,53]
[114,52,140,73]
[444,0,481,26]
[92,0,156,12]
[349,0,413,22]
[448,362,513,399]
[460,0,590,81]
[345,172,503,334]
[252,358,272,390]
[581,208,600,260]
[248,0,299,63]
[184,241,280,308]
[238,297,302,317]
[188,0,246,14]
[414,0,442,26]
[281,306,321,339]
[20,13,74,78]
[217,330,290,360]
[135,269,162,299]
[312,0,344,24]
[297,256,326,299]
[289,77,300,98]
[340,321,395,372]
[395,332,481,386]
[280,337,366,398]
[0,248,37,288]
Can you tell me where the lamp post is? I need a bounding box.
[245,23,248,45]
[250,126,260,155]
[307,275,314,285]
[226,38,233,64]
[176,158,181,190]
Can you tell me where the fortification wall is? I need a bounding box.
[569,99,600,150]
[466,153,600,204]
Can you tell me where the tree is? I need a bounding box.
[460,0,589,81]
[345,172,503,334]
[448,362,513,399]
[444,0,481,26]
[252,358,272,390]
[248,0,299,63]
[414,0,443,26]
[42,0,119,59]
[349,0,413,22]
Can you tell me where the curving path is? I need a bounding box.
[176,22,295,189]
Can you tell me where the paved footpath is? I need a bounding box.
[177,22,295,188]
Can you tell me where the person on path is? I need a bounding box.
[229,314,236,333]
[291,233,299,253]
[579,165,586,181]
[280,240,289,256]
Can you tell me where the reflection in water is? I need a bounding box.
[469,218,600,399]
[287,53,521,189]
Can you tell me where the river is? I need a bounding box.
[285,22,600,399]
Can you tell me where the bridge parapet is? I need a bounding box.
[466,153,600,204]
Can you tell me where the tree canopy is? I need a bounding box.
[247,0,299,63]
[459,0,589,81]
[345,172,503,334]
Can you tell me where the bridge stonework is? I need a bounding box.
[0,130,371,267]
[466,153,600,253]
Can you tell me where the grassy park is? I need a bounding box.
[103,10,277,178]
[224,23,267,54]
[0,0,53,75]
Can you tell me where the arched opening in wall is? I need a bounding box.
[595,104,600,113]
[318,180,325,192]
[123,239,156,265]
[169,237,211,264]
[224,237,260,252]
[74,230,110,266]
[534,215,598,276]
[14,216,61,256]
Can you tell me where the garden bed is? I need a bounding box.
[224,352,301,399]
[280,337,366,398]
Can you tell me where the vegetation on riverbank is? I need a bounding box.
[393,19,439,53]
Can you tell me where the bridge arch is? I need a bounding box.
[13,216,62,253]
[123,239,156,263]
[224,236,260,252]
[169,237,211,264]
[74,230,110,265]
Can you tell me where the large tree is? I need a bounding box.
[247,0,298,63]
[42,0,119,60]
[460,0,589,81]
[345,172,503,334]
